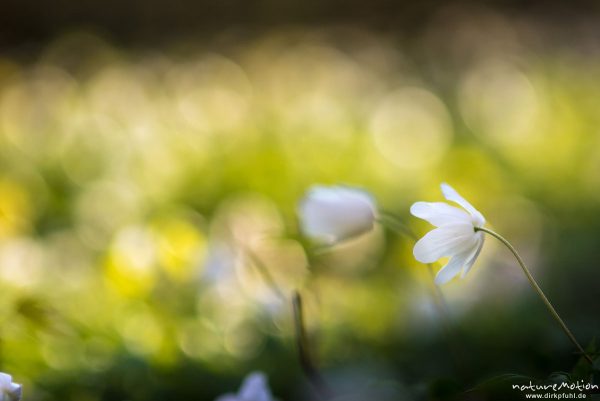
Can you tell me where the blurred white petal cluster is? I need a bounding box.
[298,185,377,244]
[215,372,276,401]
[0,373,21,401]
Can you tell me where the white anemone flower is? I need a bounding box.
[411,183,485,285]
[298,185,377,244]
[0,373,21,401]
[215,372,276,401]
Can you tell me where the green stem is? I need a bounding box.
[243,249,332,396]
[292,291,333,400]
[475,226,593,365]
[244,249,332,396]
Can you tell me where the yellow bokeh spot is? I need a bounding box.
[104,227,157,297]
[151,217,206,282]
[0,178,32,239]
[121,308,164,357]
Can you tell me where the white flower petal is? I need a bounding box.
[413,223,478,263]
[298,186,376,243]
[434,251,471,285]
[7,386,22,401]
[0,373,21,401]
[410,201,471,227]
[460,233,484,278]
[440,183,485,227]
[0,374,11,388]
[238,372,273,401]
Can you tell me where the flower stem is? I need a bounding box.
[475,226,593,365]
[244,249,333,396]
[292,291,333,400]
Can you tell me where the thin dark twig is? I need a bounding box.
[292,290,333,400]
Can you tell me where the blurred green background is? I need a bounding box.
[1,2,600,400]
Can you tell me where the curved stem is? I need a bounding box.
[292,291,333,400]
[475,226,593,365]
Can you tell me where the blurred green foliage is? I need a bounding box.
[0,14,600,401]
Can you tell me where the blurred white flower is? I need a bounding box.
[298,185,377,244]
[215,372,276,401]
[411,183,485,285]
[0,373,21,401]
